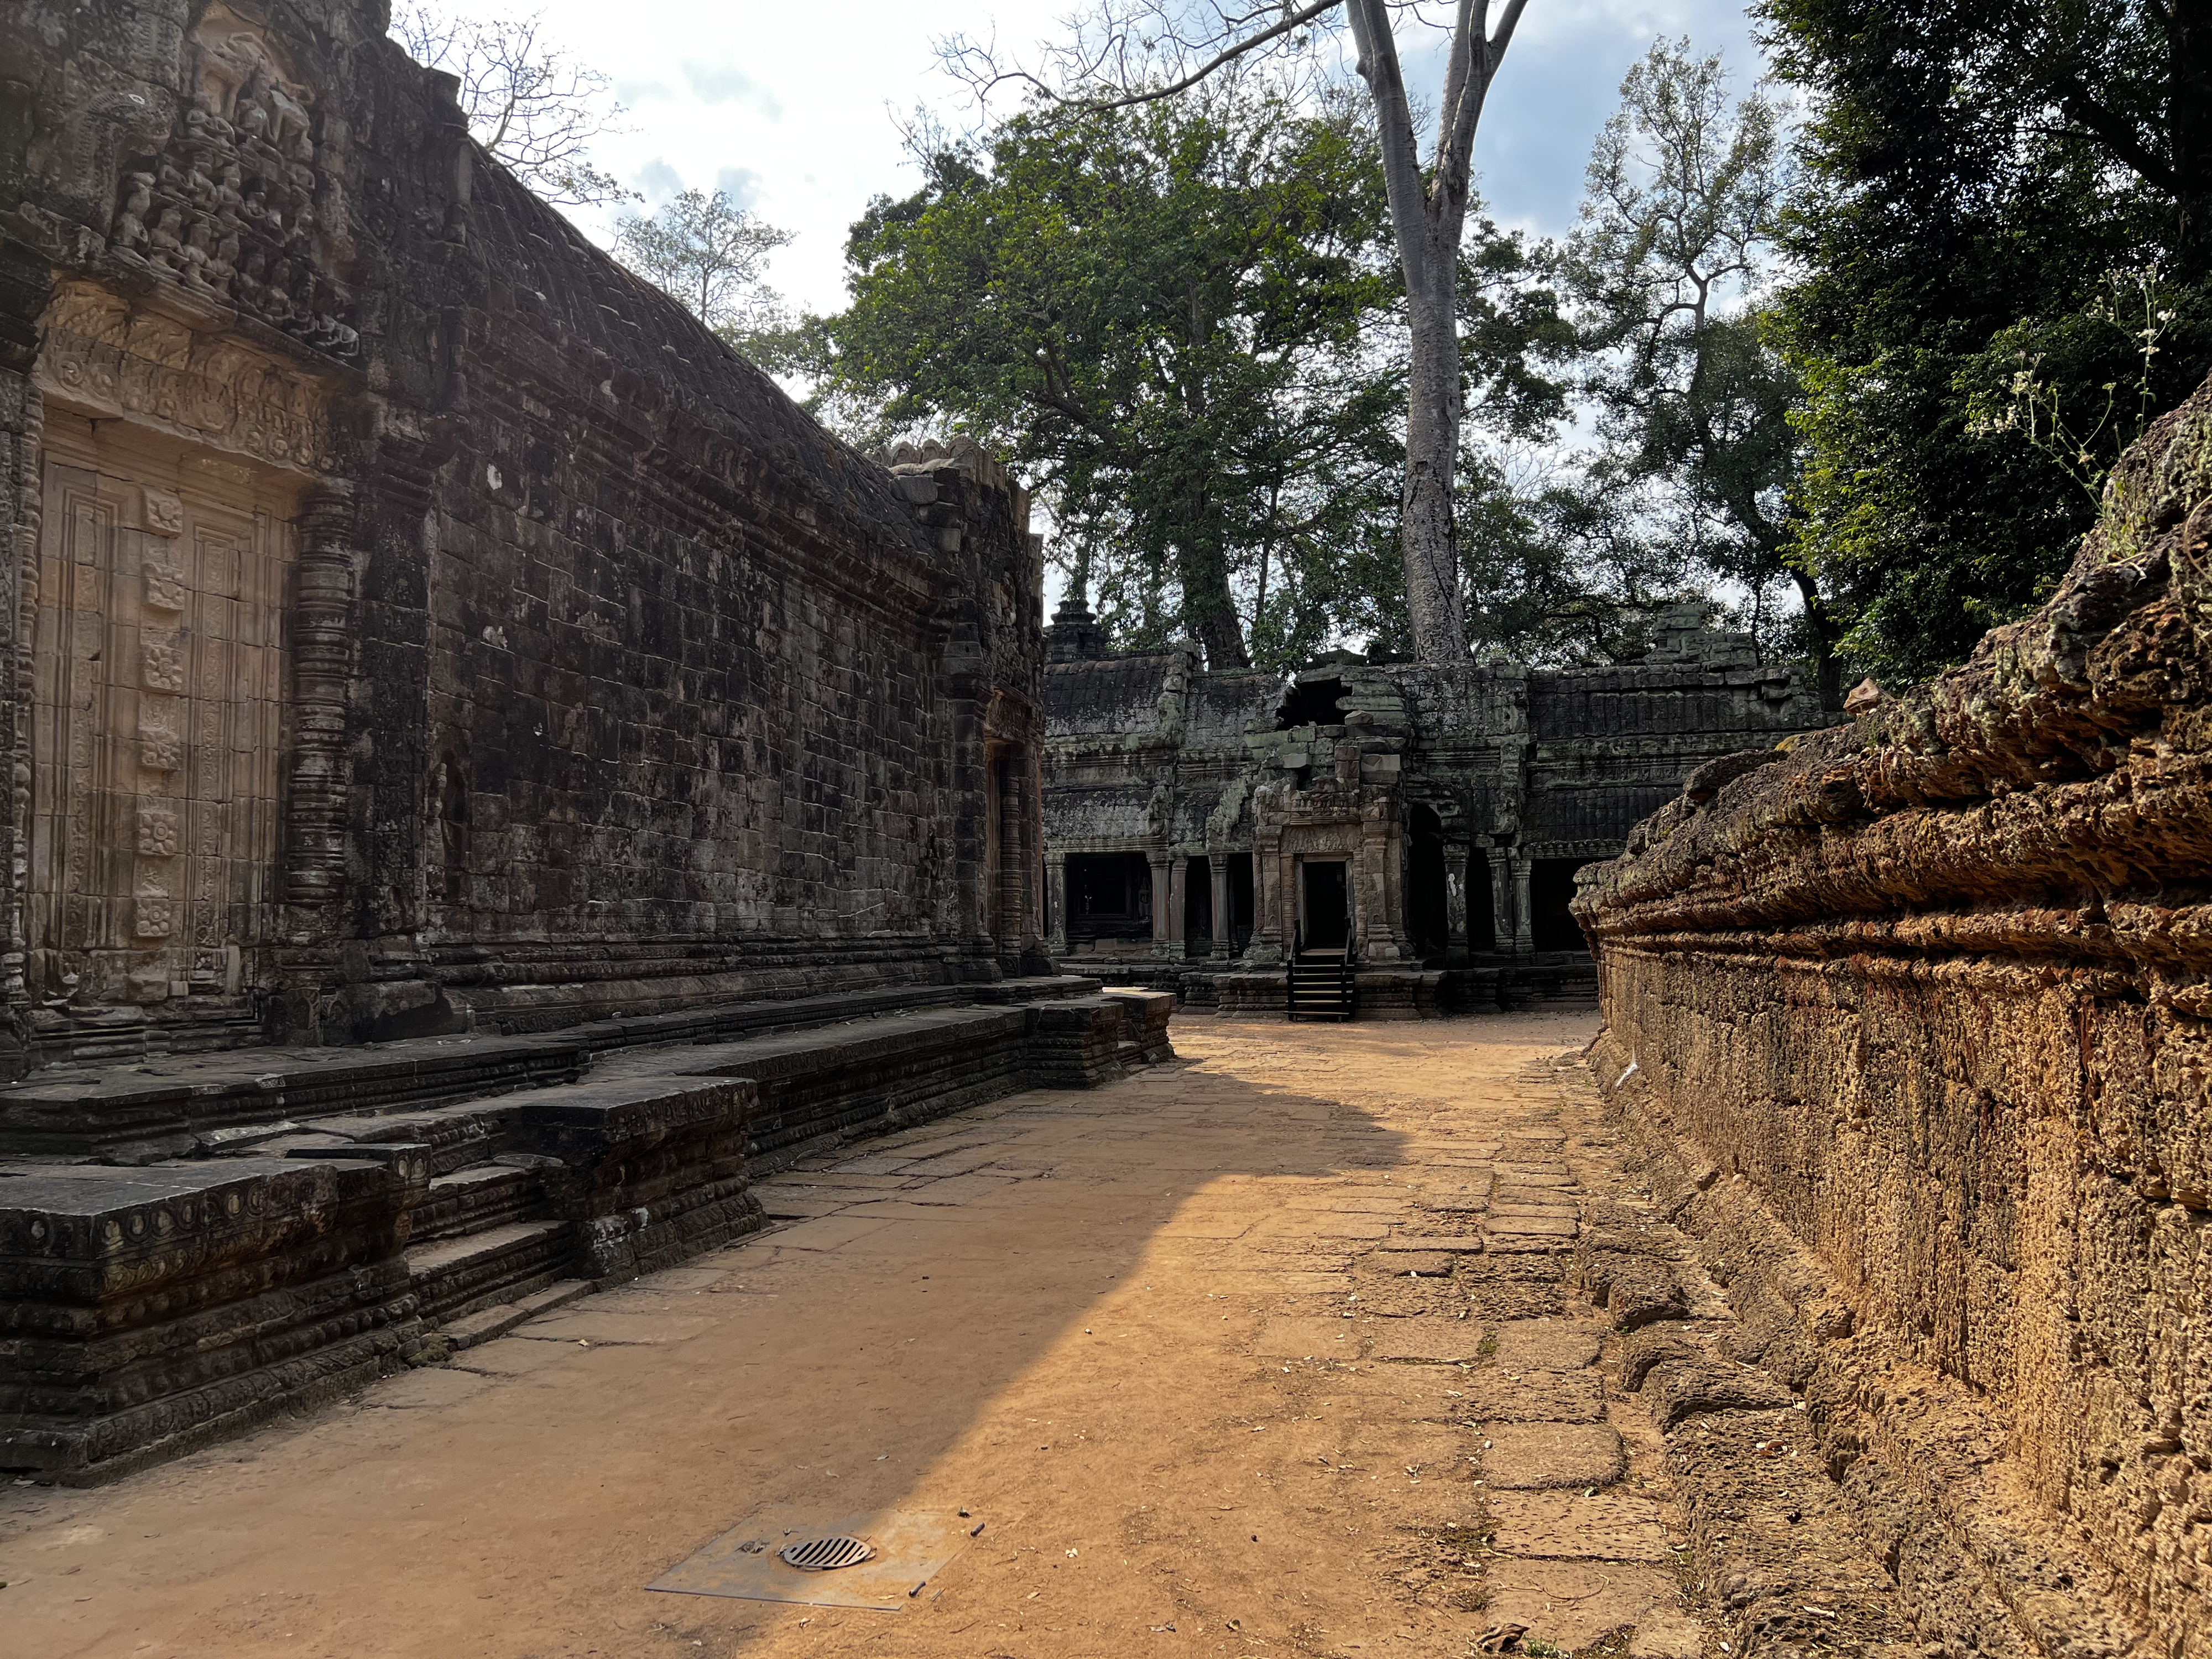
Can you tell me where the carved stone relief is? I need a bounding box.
[36,280,337,476]
[107,2,358,356]
[28,419,293,1010]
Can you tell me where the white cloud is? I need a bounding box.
[682,61,785,118]
[467,0,1768,319]
[630,156,686,204]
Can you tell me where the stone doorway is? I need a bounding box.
[1530,857,1595,954]
[1301,859,1350,951]
[28,416,295,1020]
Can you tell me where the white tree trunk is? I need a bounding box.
[1402,263,1467,659]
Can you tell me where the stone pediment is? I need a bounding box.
[104,2,358,361]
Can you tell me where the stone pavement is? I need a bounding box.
[0,1011,1723,1658]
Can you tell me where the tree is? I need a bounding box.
[944,1,1532,664]
[389,4,633,206]
[1761,0,2212,686]
[788,90,1406,671]
[614,191,794,352]
[1561,41,1840,707]
[1457,453,1703,665]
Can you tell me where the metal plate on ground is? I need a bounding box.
[649,1506,979,1610]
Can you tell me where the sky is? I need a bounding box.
[499,0,1774,323]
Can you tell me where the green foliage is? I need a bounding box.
[614,190,794,354]
[1762,0,2212,685]
[1456,457,1702,666]
[784,88,1571,672]
[788,87,1575,671]
[1558,40,1839,701]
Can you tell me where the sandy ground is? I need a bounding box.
[0,1011,1717,1658]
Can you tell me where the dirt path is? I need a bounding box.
[0,1011,1718,1658]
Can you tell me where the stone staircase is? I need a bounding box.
[0,978,1181,1478]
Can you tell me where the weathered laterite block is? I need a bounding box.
[0,1157,426,1474]
[502,1076,760,1282]
[1022,997,1136,1087]
[1103,988,1177,1063]
[1577,370,2212,1658]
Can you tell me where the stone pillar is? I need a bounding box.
[2,369,45,1022]
[1210,855,1233,960]
[1045,852,1068,959]
[1163,855,1187,956]
[1359,811,1411,962]
[1444,849,1470,967]
[1159,849,1177,956]
[1250,835,1283,962]
[1510,850,1535,958]
[284,481,358,944]
[1490,853,1515,958]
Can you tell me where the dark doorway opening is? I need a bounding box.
[1406,806,1448,962]
[1276,677,1348,728]
[1301,859,1350,951]
[1228,853,1254,951]
[1530,858,1594,953]
[1469,849,1496,952]
[1183,855,1213,956]
[1066,852,1152,945]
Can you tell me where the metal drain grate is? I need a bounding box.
[779,1535,875,1572]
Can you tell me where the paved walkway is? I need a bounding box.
[0,1011,1717,1658]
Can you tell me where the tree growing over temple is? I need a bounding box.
[614,190,794,353]
[389,3,633,206]
[788,88,1409,672]
[942,1,1534,664]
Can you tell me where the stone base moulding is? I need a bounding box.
[0,977,1169,1479]
[1572,369,2212,1657]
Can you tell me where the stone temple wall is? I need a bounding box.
[1041,604,1824,1004]
[0,0,1048,1071]
[1574,374,2212,1653]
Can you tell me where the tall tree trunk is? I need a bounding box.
[1346,0,1524,664]
[1789,566,1844,713]
[1402,246,1466,661]
[1178,538,1251,670]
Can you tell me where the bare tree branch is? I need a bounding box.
[391,2,635,207]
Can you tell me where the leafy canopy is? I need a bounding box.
[1762,0,2212,685]
[787,88,1410,671]
[614,190,794,354]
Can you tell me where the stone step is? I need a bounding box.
[409,1161,546,1244]
[440,1279,593,1349]
[405,1219,576,1324]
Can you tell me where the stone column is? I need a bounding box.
[1250,834,1283,962]
[1359,812,1412,962]
[1510,850,1535,958]
[1159,849,1177,956]
[1444,849,1470,967]
[1045,852,1068,959]
[1490,853,1515,958]
[1163,855,1187,957]
[1210,855,1233,959]
[1,370,44,1020]
[283,481,358,944]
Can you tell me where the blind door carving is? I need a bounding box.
[30,452,293,1011]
